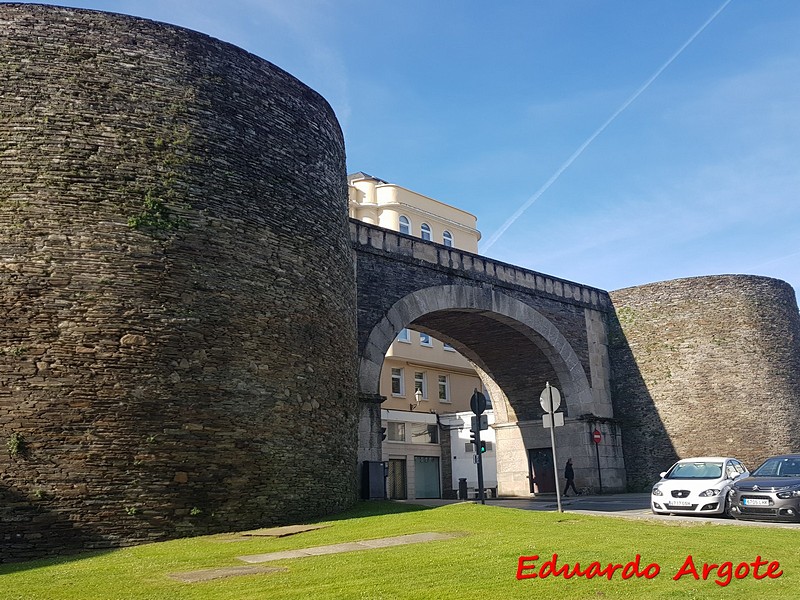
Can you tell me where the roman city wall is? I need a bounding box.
[609,275,800,490]
[0,4,358,561]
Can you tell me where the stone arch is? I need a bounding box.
[358,284,593,414]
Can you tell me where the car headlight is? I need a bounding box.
[699,489,721,497]
[776,488,800,499]
[652,485,663,496]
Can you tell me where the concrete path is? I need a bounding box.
[237,532,458,564]
[170,531,458,583]
[239,524,330,537]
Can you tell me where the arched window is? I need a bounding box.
[442,230,453,247]
[399,215,411,235]
[420,223,432,241]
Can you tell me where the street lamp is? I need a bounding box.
[410,388,422,411]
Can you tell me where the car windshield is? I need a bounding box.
[752,457,800,477]
[667,462,723,479]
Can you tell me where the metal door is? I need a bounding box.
[387,459,407,499]
[528,448,555,493]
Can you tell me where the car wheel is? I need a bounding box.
[723,495,734,519]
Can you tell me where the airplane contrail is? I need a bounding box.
[480,0,734,253]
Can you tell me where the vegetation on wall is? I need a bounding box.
[6,432,26,458]
[127,102,194,233]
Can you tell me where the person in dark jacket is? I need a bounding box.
[563,458,578,497]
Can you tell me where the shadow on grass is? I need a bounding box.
[0,502,434,573]
[0,481,117,570]
[308,500,434,524]
[0,548,116,575]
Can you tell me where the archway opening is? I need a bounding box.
[359,285,618,500]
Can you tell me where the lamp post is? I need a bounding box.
[410,388,422,411]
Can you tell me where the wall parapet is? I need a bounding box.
[350,220,611,312]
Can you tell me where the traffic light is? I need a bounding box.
[469,430,477,447]
[479,441,487,454]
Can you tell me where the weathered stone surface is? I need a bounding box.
[609,275,800,490]
[350,221,622,496]
[0,4,358,562]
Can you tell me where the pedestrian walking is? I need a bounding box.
[563,458,578,497]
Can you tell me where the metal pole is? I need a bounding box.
[595,438,603,494]
[476,427,485,505]
[547,383,562,513]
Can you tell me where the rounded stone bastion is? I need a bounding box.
[608,275,800,490]
[0,4,358,560]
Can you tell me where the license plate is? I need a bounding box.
[669,500,692,506]
[743,498,770,506]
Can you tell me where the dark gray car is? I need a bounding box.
[729,454,800,522]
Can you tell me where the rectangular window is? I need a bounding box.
[414,371,427,398]
[397,328,410,343]
[419,332,432,347]
[387,422,405,442]
[438,375,450,402]
[410,423,438,444]
[391,368,404,396]
[443,343,455,352]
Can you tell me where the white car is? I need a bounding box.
[651,457,749,516]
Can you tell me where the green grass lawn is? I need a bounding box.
[0,501,795,599]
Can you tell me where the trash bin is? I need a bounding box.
[458,478,468,500]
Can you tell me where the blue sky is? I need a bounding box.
[12,1,800,295]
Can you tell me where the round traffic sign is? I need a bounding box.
[539,384,561,413]
[593,429,602,444]
[470,390,487,415]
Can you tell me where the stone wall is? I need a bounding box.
[351,221,624,495]
[0,4,358,561]
[609,275,800,490]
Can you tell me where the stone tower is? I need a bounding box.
[0,4,358,560]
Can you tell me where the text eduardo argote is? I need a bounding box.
[516,553,782,587]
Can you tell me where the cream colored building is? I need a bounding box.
[349,172,490,499]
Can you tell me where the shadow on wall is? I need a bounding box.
[606,306,679,492]
[0,482,109,565]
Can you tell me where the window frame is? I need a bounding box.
[438,374,450,403]
[419,332,433,347]
[414,371,427,399]
[396,328,411,343]
[442,230,454,247]
[420,222,432,241]
[387,421,406,442]
[391,367,404,396]
[410,422,438,444]
[398,215,411,235]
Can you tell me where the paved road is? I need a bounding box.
[405,493,800,529]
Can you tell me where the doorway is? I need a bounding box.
[528,448,555,493]
[387,459,407,499]
[414,456,440,499]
